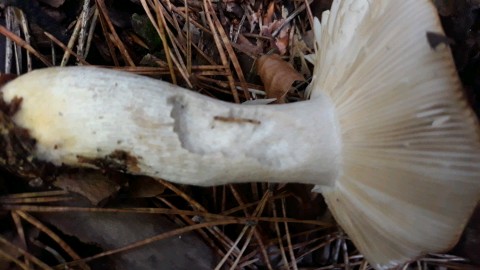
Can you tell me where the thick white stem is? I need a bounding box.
[1,67,342,187]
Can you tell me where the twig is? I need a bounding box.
[4,7,22,73]
[214,218,250,270]
[96,0,135,66]
[0,25,52,67]
[95,2,118,66]
[50,40,56,66]
[203,0,240,103]
[0,190,69,199]
[140,0,177,84]
[303,0,314,29]
[10,9,22,73]
[11,212,31,268]
[233,14,246,43]
[59,219,247,268]
[282,198,298,270]
[0,235,54,270]
[156,197,237,267]
[4,7,14,73]
[0,249,31,270]
[156,179,241,251]
[85,7,99,59]
[272,200,290,269]
[15,211,90,270]
[343,238,350,270]
[77,0,91,59]
[44,32,90,65]
[228,185,273,269]
[272,0,313,37]
[229,191,271,269]
[0,194,73,204]
[185,0,192,74]
[154,0,192,87]
[60,14,82,66]
[17,10,31,71]
[205,0,251,100]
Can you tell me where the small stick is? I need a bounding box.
[77,0,91,59]
[44,32,90,66]
[84,7,99,59]
[0,25,52,67]
[18,9,31,71]
[61,15,82,66]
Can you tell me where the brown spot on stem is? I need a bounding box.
[0,93,52,179]
[0,92,23,117]
[77,150,141,174]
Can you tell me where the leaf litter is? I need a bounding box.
[0,0,479,269]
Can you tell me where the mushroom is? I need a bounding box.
[1,0,479,269]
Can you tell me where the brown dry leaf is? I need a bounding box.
[257,54,304,103]
[54,171,123,205]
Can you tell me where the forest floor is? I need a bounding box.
[0,0,479,269]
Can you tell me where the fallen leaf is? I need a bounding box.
[257,54,304,103]
[54,170,123,205]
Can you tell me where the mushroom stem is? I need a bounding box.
[0,67,342,187]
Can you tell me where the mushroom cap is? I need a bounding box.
[310,0,480,268]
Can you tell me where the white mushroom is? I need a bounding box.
[1,0,479,269]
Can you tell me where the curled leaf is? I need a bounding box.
[257,54,304,103]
